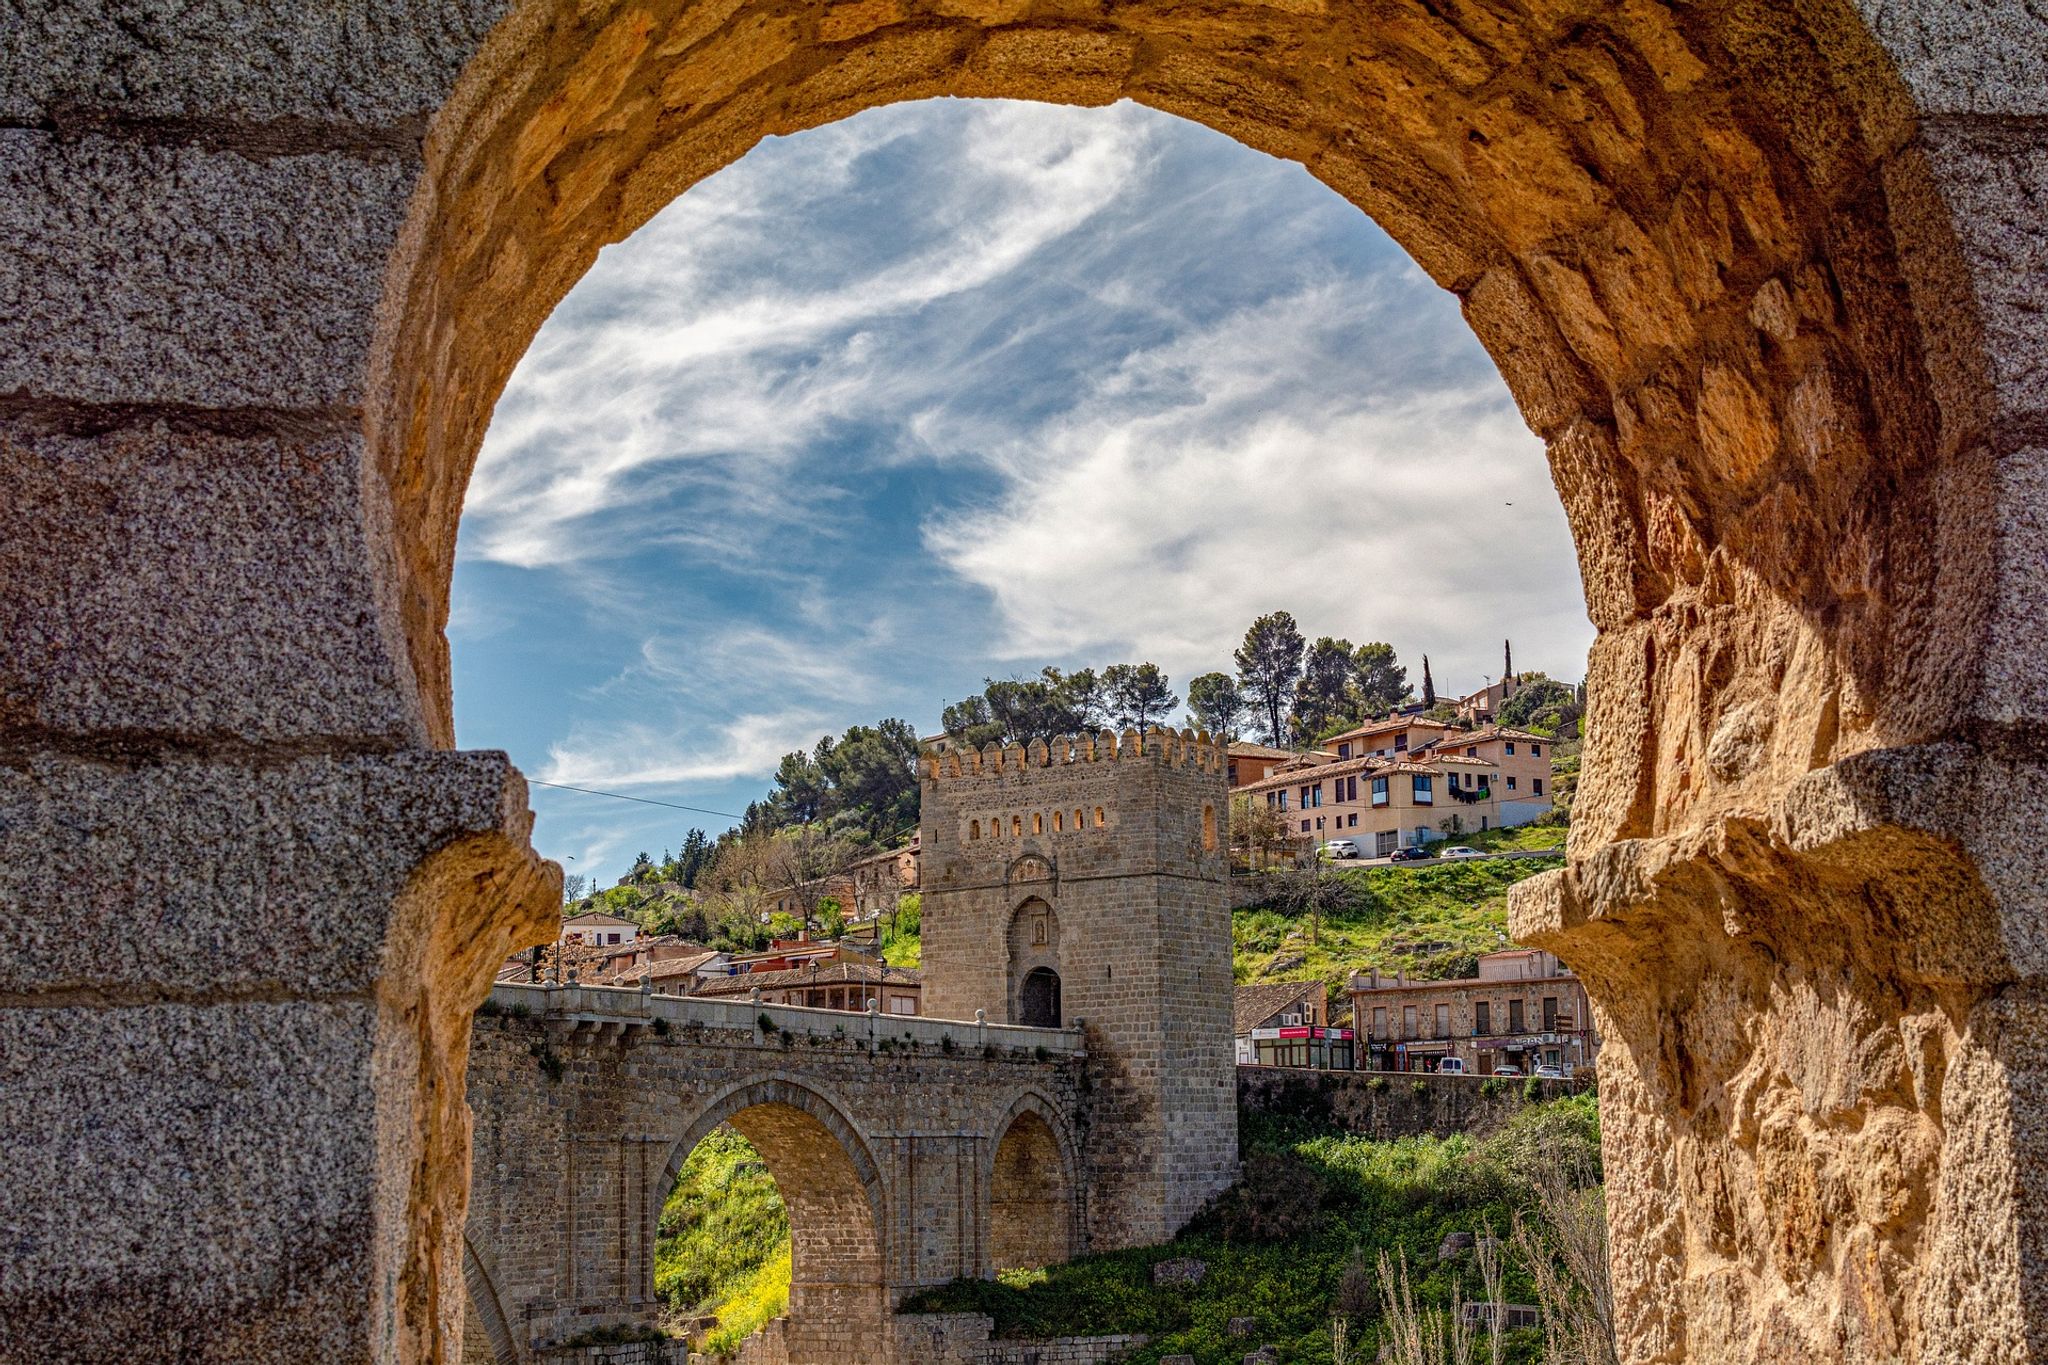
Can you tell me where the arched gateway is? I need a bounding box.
[7,4,2047,1363]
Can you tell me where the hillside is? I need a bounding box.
[905,1094,1604,1364]
[1232,853,1566,1010]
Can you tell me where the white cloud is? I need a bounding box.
[540,709,829,787]
[920,278,1589,694]
[463,101,1158,570]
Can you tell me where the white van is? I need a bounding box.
[1436,1057,1465,1075]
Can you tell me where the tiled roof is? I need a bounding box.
[1236,755,1383,793]
[1227,741,1306,759]
[692,961,922,996]
[561,911,638,928]
[1233,980,1321,1035]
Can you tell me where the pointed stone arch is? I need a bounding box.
[984,1090,1083,1272]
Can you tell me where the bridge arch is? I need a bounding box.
[657,1077,887,1346]
[985,1091,1082,1273]
[461,1237,521,1365]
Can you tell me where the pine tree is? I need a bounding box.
[1422,655,1436,708]
[1504,639,1515,692]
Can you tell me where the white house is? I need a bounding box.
[560,911,639,948]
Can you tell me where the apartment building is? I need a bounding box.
[1348,948,1597,1075]
[1234,750,1504,855]
[1420,726,1555,824]
[1319,716,1458,761]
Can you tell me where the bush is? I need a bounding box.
[1200,1152,1331,1244]
[1523,1076,1544,1104]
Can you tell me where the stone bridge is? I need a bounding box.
[462,983,1091,1365]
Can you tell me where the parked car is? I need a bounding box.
[1492,1065,1522,1077]
[1440,846,1485,859]
[1435,1057,1466,1075]
[1388,846,1434,862]
[1323,838,1360,859]
[1532,1064,1565,1080]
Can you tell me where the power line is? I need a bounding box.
[527,779,745,822]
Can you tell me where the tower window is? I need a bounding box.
[1094,807,1105,827]
[970,819,981,840]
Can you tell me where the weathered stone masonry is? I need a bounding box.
[463,987,1087,1365]
[920,729,1239,1246]
[8,2,2048,1363]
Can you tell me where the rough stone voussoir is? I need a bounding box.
[0,749,546,1000]
[0,417,425,749]
[0,130,420,410]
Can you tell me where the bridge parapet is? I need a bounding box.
[488,981,1087,1057]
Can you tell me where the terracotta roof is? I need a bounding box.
[1424,725,1545,750]
[1227,741,1304,759]
[561,911,638,928]
[1433,754,1497,767]
[1323,717,1454,746]
[622,950,725,983]
[1233,980,1322,1035]
[692,961,922,996]
[1236,754,1384,794]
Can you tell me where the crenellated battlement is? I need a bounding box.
[923,727,1226,781]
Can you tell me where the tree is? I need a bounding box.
[770,748,830,825]
[1292,637,1356,742]
[1235,611,1305,746]
[1351,641,1409,715]
[1103,662,1180,730]
[561,873,588,904]
[1504,639,1516,690]
[940,694,1005,750]
[1228,793,1297,871]
[677,828,712,888]
[816,897,846,940]
[1186,671,1248,736]
[1050,666,1109,733]
[1499,677,1581,735]
[1421,655,1436,708]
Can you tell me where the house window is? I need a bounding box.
[608,933,621,945]
[1403,1005,1417,1038]
[1505,742,1516,755]
[1509,1000,1526,1032]
[1531,743,1542,757]
[1348,813,1358,827]
[1277,791,1289,811]
[1412,775,1433,804]
[1373,1006,1388,1039]
[1435,1003,1450,1038]
[1338,743,1351,758]
[890,996,916,1015]
[1506,776,1517,790]
[1371,777,1389,807]
[1475,1001,1490,1035]
[1533,778,1545,795]
[1300,819,1311,832]
[1543,996,1558,1030]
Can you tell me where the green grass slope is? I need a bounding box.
[1233,857,1564,1009]
[656,1128,791,1351]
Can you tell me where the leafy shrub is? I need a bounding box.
[1200,1152,1331,1244]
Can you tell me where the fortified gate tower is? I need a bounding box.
[920,728,1237,1246]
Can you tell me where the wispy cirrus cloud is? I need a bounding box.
[451,98,1593,883]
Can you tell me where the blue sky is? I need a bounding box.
[450,99,1592,885]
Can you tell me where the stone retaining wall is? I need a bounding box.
[888,1315,1147,1365]
[1237,1064,1585,1139]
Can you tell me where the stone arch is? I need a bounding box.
[1006,897,1062,1027]
[461,1237,521,1365]
[656,1078,886,1343]
[985,1091,1082,1272]
[10,2,2042,1362]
